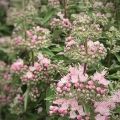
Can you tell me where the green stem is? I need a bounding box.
[31,50,34,65]
[83,39,88,74]
[64,0,67,18]
[108,38,113,67]
[22,0,27,40]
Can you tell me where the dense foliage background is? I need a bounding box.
[0,0,120,120]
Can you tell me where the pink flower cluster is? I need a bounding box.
[56,65,109,100]
[50,13,72,31]
[49,98,90,120]
[65,39,107,64]
[11,59,24,72]
[14,26,51,49]
[65,36,76,49]
[94,90,120,120]
[21,53,51,84]
[11,53,51,85]
[10,53,52,101]
[72,13,92,25]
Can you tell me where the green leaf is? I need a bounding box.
[51,46,64,52]
[41,48,55,58]
[24,88,29,111]
[46,87,55,112]
[115,106,120,113]
[115,53,120,63]
[45,96,54,101]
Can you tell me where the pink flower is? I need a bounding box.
[37,53,50,67]
[24,71,34,80]
[31,35,37,44]
[70,111,77,119]
[94,101,115,116]
[41,58,50,67]
[26,30,33,37]
[11,59,24,72]
[95,114,109,120]
[34,62,41,71]
[111,91,120,103]
[15,36,22,45]
[65,36,76,47]
[92,71,109,86]
[70,67,79,83]
[62,18,72,28]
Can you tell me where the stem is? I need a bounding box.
[31,50,34,65]
[83,39,88,75]
[107,38,112,67]
[22,0,27,40]
[64,0,67,18]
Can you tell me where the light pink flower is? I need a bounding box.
[24,71,34,80]
[92,71,109,86]
[11,59,24,72]
[95,114,108,120]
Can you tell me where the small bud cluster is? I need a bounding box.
[93,1,114,11]
[92,12,109,26]
[48,0,60,8]
[29,87,40,101]
[0,84,14,105]
[65,38,107,64]
[0,61,15,106]
[10,94,24,115]
[50,12,72,31]
[49,98,90,120]
[71,13,102,40]
[72,13,92,25]
[13,26,51,49]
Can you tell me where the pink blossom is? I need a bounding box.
[11,59,24,72]
[24,71,34,80]
[40,58,50,67]
[94,101,115,116]
[62,18,72,28]
[70,110,77,119]
[37,53,50,67]
[92,71,109,86]
[95,114,108,120]
[15,36,22,45]
[26,30,33,37]
[34,62,41,71]
[111,91,120,103]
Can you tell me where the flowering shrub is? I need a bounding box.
[0,0,120,120]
